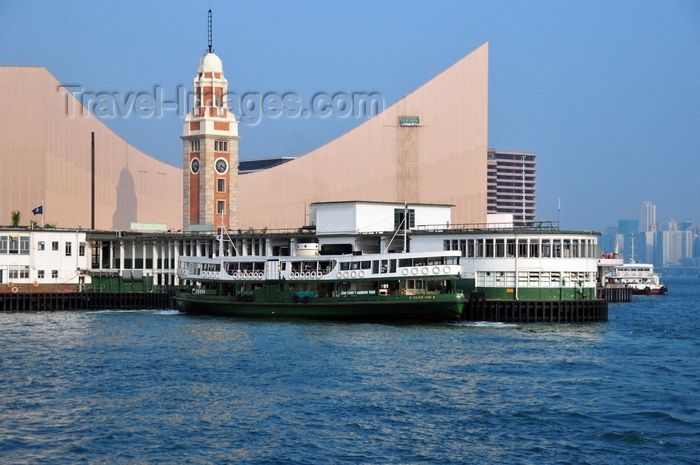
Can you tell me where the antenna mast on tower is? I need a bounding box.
[207,9,213,53]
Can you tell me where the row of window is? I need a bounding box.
[0,236,30,254]
[37,241,86,256]
[476,271,594,287]
[0,236,86,256]
[188,140,230,152]
[4,265,58,280]
[444,238,599,258]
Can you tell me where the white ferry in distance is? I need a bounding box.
[605,263,668,295]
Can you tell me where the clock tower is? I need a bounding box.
[182,10,239,231]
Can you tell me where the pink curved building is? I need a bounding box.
[237,43,489,230]
[0,66,182,231]
[1,42,489,231]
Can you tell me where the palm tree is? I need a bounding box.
[11,210,20,227]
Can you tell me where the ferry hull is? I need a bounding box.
[631,285,668,296]
[173,292,463,322]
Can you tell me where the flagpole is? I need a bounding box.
[41,200,44,228]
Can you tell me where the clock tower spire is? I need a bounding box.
[181,9,239,232]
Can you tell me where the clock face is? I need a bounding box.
[190,157,200,175]
[215,158,229,174]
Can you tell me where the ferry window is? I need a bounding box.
[426,280,445,293]
[529,272,539,285]
[518,239,527,257]
[467,239,475,257]
[0,236,8,253]
[529,240,539,258]
[485,239,494,257]
[399,259,412,267]
[495,239,505,257]
[551,272,561,283]
[52,270,58,278]
[9,267,18,279]
[553,240,562,258]
[542,240,551,258]
[475,239,484,257]
[361,261,371,270]
[38,270,44,279]
[563,240,571,257]
[540,272,550,286]
[571,239,579,258]
[20,266,29,279]
[340,262,349,271]
[372,261,379,273]
[390,260,397,273]
[506,239,515,257]
[443,240,450,251]
[518,272,528,286]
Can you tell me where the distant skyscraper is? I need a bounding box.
[618,219,638,235]
[487,149,536,225]
[639,201,656,232]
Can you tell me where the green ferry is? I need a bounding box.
[174,250,464,321]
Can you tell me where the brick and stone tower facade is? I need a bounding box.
[182,33,239,231]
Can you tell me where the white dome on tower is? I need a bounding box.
[198,52,223,73]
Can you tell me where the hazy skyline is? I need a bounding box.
[2,0,698,232]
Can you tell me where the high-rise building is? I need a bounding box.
[486,149,536,225]
[181,11,240,231]
[639,201,656,232]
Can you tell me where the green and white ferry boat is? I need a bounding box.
[174,249,465,321]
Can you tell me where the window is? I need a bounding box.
[20,266,29,279]
[9,237,19,254]
[65,242,72,256]
[0,236,7,254]
[79,242,86,256]
[190,140,200,151]
[38,270,45,279]
[214,140,228,152]
[52,270,58,279]
[38,241,45,251]
[217,200,226,215]
[20,237,29,254]
[393,208,415,230]
[52,241,59,251]
[217,178,226,193]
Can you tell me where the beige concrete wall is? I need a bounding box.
[0,66,182,230]
[238,43,489,230]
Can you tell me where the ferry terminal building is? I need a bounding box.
[0,28,615,315]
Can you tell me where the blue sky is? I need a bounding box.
[2,0,699,232]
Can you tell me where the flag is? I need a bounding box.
[32,205,43,215]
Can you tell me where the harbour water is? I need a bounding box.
[1,277,699,464]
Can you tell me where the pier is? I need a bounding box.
[596,285,633,302]
[0,291,173,312]
[463,293,608,323]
